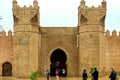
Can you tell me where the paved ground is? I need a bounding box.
[0,76,119,80]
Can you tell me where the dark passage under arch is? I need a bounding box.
[50,49,67,76]
[2,62,12,76]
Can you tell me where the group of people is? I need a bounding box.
[55,68,66,77]
[45,68,66,80]
[82,67,99,80]
[82,67,117,80]
[55,68,66,80]
[46,67,117,80]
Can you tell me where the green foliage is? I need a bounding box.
[90,67,94,74]
[30,71,40,80]
[115,71,118,80]
[115,77,119,80]
[90,67,94,80]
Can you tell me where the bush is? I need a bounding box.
[90,67,94,80]
[90,67,94,74]
[30,71,40,80]
[116,77,119,80]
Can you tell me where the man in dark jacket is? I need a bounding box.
[82,69,88,80]
[109,68,116,80]
[92,67,99,80]
[46,70,50,80]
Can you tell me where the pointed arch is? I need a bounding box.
[2,62,12,76]
[50,48,67,76]
[50,48,67,64]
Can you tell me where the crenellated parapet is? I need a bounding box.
[0,30,13,48]
[105,30,120,45]
[12,0,39,9]
[12,0,40,26]
[0,30,13,42]
[78,0,106,9]
[0,30,13,37]
[78,0,106,26]
[105,30,120,37]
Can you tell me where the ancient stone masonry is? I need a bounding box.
[105,30,120,73]
[0,0,120,78]
[12,0,40,77]
[0,30,13,76]
[78,0,106,76]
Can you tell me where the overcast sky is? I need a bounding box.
[0,0,120,33]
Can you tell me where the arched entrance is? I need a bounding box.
[50,49,67,76]
[2,62,12,76]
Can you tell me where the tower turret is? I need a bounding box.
[33,0,39,8]
[80,0,85,8]
[12,0,18,8]
[102,0,106,8]
[12,0,40,77]
[78,0,106,76]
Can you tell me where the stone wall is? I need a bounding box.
[105,30,120,74]
[40,27,79,77]
[78,0,106,76]
[0,0,119,78]
[0,30,13,76]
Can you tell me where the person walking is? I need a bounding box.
[46,69,50,80]
[82,69,88,80]
[62,68,66,77]
[92,67,99,80]
[55,69,59,80]
[59,69,63,80]
[109,68,116,80]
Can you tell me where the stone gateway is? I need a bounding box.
[0,0,120,78]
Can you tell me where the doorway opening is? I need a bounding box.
[2,62,12,76]
[50,49,67,76]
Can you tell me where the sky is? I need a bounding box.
[0,0,120,33]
